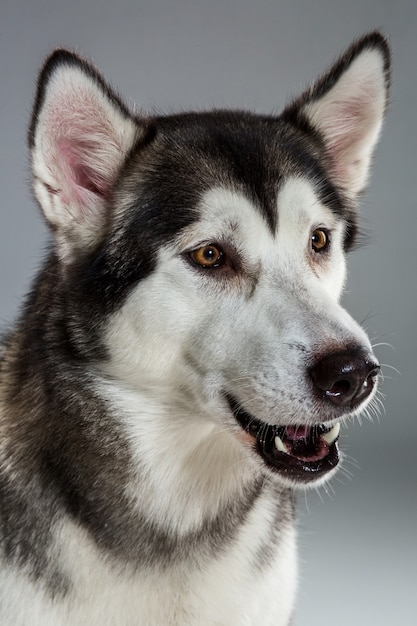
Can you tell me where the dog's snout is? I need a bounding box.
[309,348,380,408]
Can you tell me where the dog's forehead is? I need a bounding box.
[189,177,341,249]
[189,186,274,251]
[144,111,346,230]
[117,112,352,261]
[152,113,302,228]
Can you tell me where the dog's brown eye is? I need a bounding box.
[311,229,329,253]
[191,244,224,268]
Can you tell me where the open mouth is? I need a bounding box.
[226,394,340,483]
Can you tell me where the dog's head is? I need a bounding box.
[29,33,390,488]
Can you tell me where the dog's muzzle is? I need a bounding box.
[226,347,379,483]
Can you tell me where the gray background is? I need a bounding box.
[1,1,416,624]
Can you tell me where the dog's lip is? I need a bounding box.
[225,393,340,482]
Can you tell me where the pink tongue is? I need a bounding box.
[284,425,330,462]
[284,426,311,441]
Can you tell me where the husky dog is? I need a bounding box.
[0,32,390,625]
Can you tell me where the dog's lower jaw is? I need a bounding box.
[226,393,342,485]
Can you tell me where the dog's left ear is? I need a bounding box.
[283,31,391,199]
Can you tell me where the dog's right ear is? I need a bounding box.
[29,50,144,263]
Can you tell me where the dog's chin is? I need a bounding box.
[226,394,341,486]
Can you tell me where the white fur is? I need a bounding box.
[48,177,375,625]
[0,178,377,625]
[0,514,296,626]
[103,178,376,499]
[0,178,376,626]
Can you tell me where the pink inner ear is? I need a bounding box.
[45,87,125,213]
[33,65,138,245]
[57,137,110,199]
[320,95,377,185]
[325,99,365,153]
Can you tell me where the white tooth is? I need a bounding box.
[321,423,340,445]
[275,436,287,453]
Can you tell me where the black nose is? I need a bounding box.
[309,348,380,408]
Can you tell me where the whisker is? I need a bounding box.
[371,341,395,351]
[380,363,401,376]
[340,453,361,471]
[360,312,378,327]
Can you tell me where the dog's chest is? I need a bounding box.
[65,517,296,626]
[3,505,297,626]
